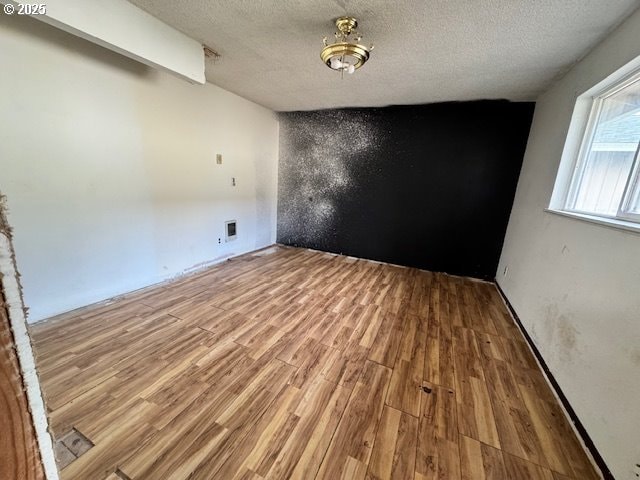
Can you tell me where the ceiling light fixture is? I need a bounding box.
[321,17,373,77]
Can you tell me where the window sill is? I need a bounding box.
[545,209,640,235]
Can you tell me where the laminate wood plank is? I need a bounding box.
[118,386,235,479]
[237,469,265,480]
[544,401,599,480]
[378,277,410,316]
[145,374,210,430]
[217,358,296,429]
[131,346,208,400]
[453,327,501,449]
[92,319,183,371]
[212,283,273,312]
[269,378,351,480]
[49,392,118,439]
[186,389,292,480]
[482,358,548,468]
[520,388,574,476]
[476,331,508,363]
[415,436,460,480]
[140,292,188,311]
[44,364,119,411]
[167,298,223,322]
[424,277,456,390]
[368,310,405,367]
[407,270,431,318]
[512,366,558,404]
[433,318,455,390]
[424,310,441,385]
[357,304,384,348]
[196,308,249,333]
[341,456,369,480]
[467,283,499,336]
[459,434,507,480]
[73,396,151,443]
[237,324,288,360]
[557,431,600,480]
[519,385,597,478]
[289,340,333,388]
[155,328,213,364]
[501,337,539,371]
[71,315,181,371]
[420,382,457,441]
[453,326,485,388]
[416,381,460,480]
[552,472,574,480]
[386,313,427,416]
[480,285,523,341]
[456,375,501,449]
[366,405,418,480]
[503,452,556,480]
[211,385,302,479]
[320,342,369,390]
[316,361,392,480]
[339,303,368,330]
[266,303,309,331]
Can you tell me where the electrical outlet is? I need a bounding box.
[218,238,221,244]
[503,266,509,276]
[216,153,222,164]
[633,462,640,478]
[232,177,236,186]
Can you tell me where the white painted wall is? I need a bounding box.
[0,14,279,322]
[2,0,205,83]
[498,8,640,480]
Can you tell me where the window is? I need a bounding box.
[561,71,640,224]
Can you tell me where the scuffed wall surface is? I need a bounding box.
[278,101,534,279]
[497,7,640,479]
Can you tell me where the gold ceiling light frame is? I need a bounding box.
[321,16,373,76]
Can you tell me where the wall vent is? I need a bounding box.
[225,220,237,242]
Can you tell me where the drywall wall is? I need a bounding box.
[498,7,640,480]
[0,14,279,322]
[278,101,534,279]
[2,0,205,83]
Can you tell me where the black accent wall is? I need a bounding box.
[277,100,534,280]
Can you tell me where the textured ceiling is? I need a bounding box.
[127,0,638,111]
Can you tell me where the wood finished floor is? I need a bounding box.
[30,246,600,480]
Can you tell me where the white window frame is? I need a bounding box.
[617,148,640,222]
[549,62,640,231]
